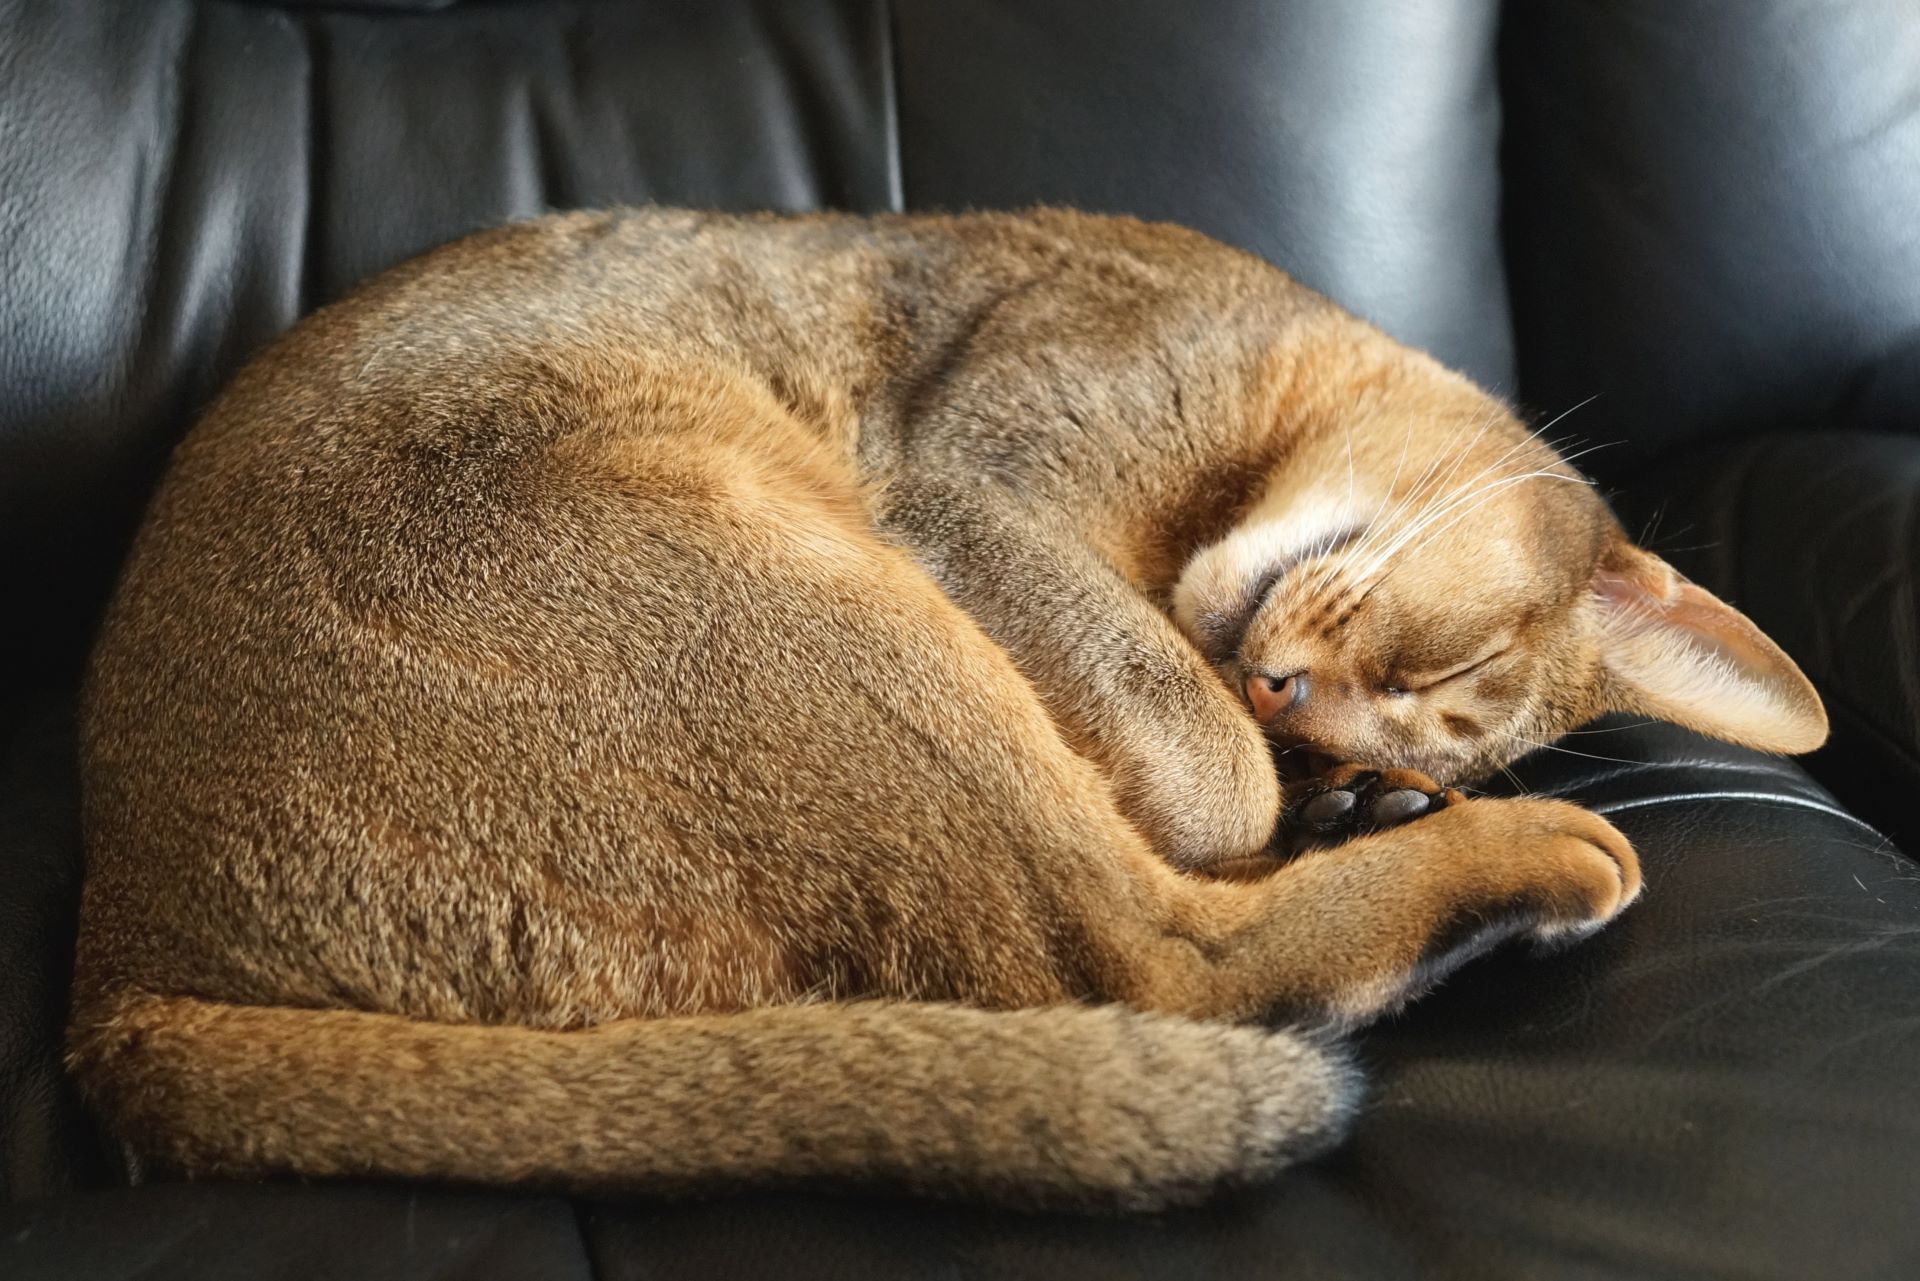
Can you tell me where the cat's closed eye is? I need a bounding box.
[1387,643,1512,695]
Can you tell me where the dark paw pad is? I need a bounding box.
[1277,767,1462,855]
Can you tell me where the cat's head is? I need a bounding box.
[1172,385,1826,784]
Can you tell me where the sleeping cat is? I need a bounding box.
[71,208,1825,1209]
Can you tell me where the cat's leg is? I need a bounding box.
[874,475,1279,871]
[1114,796,1641,1025]
[556,464,1642,1027]
[559,462,1639,1027]
[389,418,1633,1029]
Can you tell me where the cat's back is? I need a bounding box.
[76,206,1269,1015]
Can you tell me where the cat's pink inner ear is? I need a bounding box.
[1593,544,1828,755]
[1593,563,1778,676]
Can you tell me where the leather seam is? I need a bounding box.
[568,1196,598,1281]
[297,9,328,313]
[881,0,904,210]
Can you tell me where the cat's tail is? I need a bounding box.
[68,993,1357,1210]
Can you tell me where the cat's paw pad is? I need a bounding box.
[1279,765,1464,855]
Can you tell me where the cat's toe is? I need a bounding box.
[1296,789,1359,827]
[1277,765,1458,855]
[1368,787,1431,826]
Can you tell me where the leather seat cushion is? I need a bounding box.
[5,2,1917,1277]
[7,704,1918,1277]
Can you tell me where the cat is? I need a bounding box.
[70,208,1826,1209]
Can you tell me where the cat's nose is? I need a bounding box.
[1246,671,1307,723]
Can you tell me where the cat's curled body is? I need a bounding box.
[73,209,1824,1208]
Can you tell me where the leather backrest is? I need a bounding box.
[0,0,1508,700]
[1502,0,1920,480]
[894,1,1513,386]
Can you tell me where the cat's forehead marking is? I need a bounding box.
[1319,602,1363,640]
[1221,488,1379,576]
[1169,484,1382,647]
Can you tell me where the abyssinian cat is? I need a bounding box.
[72,209,1826,1209]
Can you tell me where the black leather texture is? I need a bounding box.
[893,0,1514,388]
[1502,0,1920,482]
[1621,430,1920,852]
[3,0,1918,1277]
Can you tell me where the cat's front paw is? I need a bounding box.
[1277,764,1465,856]
[1377,798,1640,1013]
[1306,796,1642,1025]
[1114,711,1286,872]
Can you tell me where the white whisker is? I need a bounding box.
[1346,468,1588,590]
[1302,410,1521,602]
[1490,728,1647,768]
[1320,401,1505,580]
[1347,421,1603,584]
[1530,394,1600,442]
[1558,721,1661,736]
[1287,396,1606,616]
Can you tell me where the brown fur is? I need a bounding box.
[70,209,1824,1208]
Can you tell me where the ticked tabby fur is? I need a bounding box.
[73,209,1826,1208]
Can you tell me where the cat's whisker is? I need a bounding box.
[1383,415,1416,514]
[1367,412,1507,552]
[1399,433,1597,535]
[1345,467,1588,591]
[1367,476,1589,580]
[1324,415,1422,595]
[1351,467,1520,576]
[1380,426,1541,541]
[1344,409,1358,535]
[1409,405,1520,504]
[1544,440,1616,474]
[1529,394,1600,445]
[1293,524,1353,602]
[1308,420,1534,607]
[1408,396,1601,534]
[1271,399,1605,621]
[1329,401,1508,576]
[1489,728,1646,768]
[1557,721,1661,736]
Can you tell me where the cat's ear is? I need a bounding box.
[1593,541,1827,754]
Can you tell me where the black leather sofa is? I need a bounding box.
[5,2,1918,1277]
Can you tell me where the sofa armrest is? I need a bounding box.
[1617,429,1920,849]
